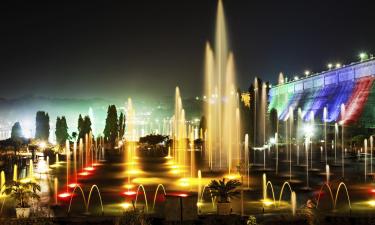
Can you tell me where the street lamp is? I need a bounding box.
[327,63,333,70]
[335,63,341,69]
[304,70,310,76]
[359,52,368,61]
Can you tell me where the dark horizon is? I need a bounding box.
[1,0,374,100]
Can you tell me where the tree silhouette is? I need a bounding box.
[104,105,118,147]
[35,111,49,141]
[55,116,69,146]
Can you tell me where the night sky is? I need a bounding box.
[1,0,374,100]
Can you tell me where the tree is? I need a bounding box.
[11,122,23,140]
[103,105,118,146]
[77,114,84,140]
[83,116,92,135]
[139,134,168,146]
[55,116,69,146]
[207,178,241,203]
[78,114,92,140]
[35,111,49,141]
[11,122,23,154]
[119,112,126,139]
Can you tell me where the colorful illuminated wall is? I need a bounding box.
[268,59,375,127]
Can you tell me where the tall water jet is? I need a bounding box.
[66,140,70,192]
[340,104,345,178]
[172,87,188,172]
[244,134,250,188]
[54,177,58,205]
[73,141,77,183]
[323,107,328,165]
[291,191,297,216]
[204,0,240,173]
[262,173,267,200]
[305,136,310,188]
[29,159,34,179]
[334,123,338,164]
[0,171,5,195]
[288,107,293,181]
[278,72,284,85]
[126,98,137,142]
[371,136,374,174]
[365,139,368,182]
[275,132,279,174]
[13,164,17,181]
[326,164,330,183]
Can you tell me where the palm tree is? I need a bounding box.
[3,181,40,208]
[208,178,241,203]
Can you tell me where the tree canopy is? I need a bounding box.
[35,111,50,141]
[103,105,118,146]
[55,116,69,146]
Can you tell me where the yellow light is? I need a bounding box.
[120,202,133,210]
[169,169,181,174]
[127,169,141,175]
[197,202,203,207]
[225,173,241,180]
[20,178,32,183]
[368,200,375,207]
[124,184,134,189]
[178,178,190,187]
[262,199,274,207]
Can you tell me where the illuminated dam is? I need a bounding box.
[268,58,375,127]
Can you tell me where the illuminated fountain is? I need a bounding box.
[125,98,139,187]
[371,136,374,174]
[0,171,5,197]
[67,184,104,215]
[28,159,34,179]
[13,164,17,181]
[171,87,188,176]
[364,139,368,182]
[204,0,241,173]
[316,182,351,210]
[323,107,328,165]
[341,104,345,178]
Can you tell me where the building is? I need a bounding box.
[268,58,375,128]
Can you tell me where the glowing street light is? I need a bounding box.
[304,70,310,76]
[359,52,368,61]
[327,63,333,70]
[335,63,341,68]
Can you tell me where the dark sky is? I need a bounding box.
[1,0,374,100]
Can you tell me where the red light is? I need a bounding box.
[178,194,188,197]
[370,189,375,193]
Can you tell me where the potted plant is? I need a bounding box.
[3,180,41,218]
[208,178,241,215]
